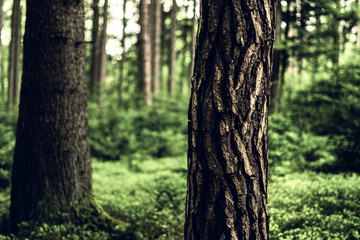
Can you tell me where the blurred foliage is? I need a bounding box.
[88,96,188,161]
[287,54,360,172]
[0,105,17,189]
[268,114,337,176]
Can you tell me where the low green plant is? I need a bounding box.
[269,171,360,240]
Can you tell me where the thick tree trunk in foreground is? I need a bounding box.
[10,0,92,231]
[185,0,274,239]
[139,0,152,105]
[8,0,21,107]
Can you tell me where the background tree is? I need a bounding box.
[0,0,4,101]
[139,0,152,106]
[118,0,127,107]
[188,0,197,85]
[168,0,177,95]
[10,0,95,231]
[7,0,21,108]
[185,0,274,239]
[152,0,162,94]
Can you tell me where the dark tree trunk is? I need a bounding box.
[10,0,93,231]
[89,0,100,99]
[7,0,21,107]
[168,0,177,95]
[139,0,152,106]
[185,0,275,239]
[269,0,282,114]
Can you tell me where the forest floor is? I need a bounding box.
[0,156,359,239]
[91,156,360,240]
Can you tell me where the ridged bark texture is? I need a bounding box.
[185,0,275,239]
[10,0,92,231]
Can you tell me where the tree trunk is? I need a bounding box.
[139,0,152,106]
[99,0,108,104]
[189,0,197,87]
[7,0,21,108]
[153,0,162,94]
[269,0,282,114]
[89,0,100,99]
[185,0,274,239]
[10,0,93,231]
[118,0,127,107]
[0,0,4,101]
[358,0,360,47]
[168,0,176,95]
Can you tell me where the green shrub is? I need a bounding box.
[88,98,187,161]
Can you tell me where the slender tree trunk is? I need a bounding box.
[118,0,127,107]
[139,0,152,106]
[185,0,274,239]
[89,0,100,99]
[153,0,162,94]
[10,0,93,231]
[8,0,21,108]
[168,0,177,95]
[99,0,108,103]
[0,0,4,101]
[358,0,360,47]
[269,0,282,114]
[189,0,197,87]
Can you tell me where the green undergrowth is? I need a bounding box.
[0,157,359,239]
[92,156,187,240]
[269,172,360,240]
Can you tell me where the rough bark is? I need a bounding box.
[10,0,93,231]
[185,0,274,239]
[269,0,282,114]
[139,0,152,106]
[153,0,162,94]
[8,0,21,107]
[118,0,127,107]
[168,0,177,95]
[89,0,100,99]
